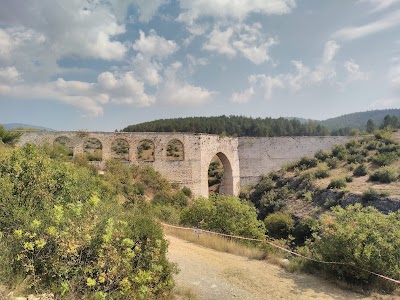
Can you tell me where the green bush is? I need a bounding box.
[258,190,286,219]
[264,212,295,239]
[314,163,330,179]
[327,178,347,189]
[345,175,353,183]
[331,145,348,160]
[0,125,21,144]
[292,217,319,245]
[369,166,398,183]
[353,163,368,177]
[310,205,400,292]
[181,187,192,197]
[314,149,329,161]
[362,188,380,202]
[296,157,318,169]
[346,154,365,164]
[325,157,339,169]
[251,176,276,201]
[373,152,398,166]
[180,194,266,239]
[0,145,175,298]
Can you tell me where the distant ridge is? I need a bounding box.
[2,123,54,131]
[319,109,400,131]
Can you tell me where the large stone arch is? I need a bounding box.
[209,152,234,195]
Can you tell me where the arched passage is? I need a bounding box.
[54,136,73,158]
[111,138,129,162]
[166,139,184,161]
[137,139,155,162]
[83,138,103,161]
[208,152,234,196]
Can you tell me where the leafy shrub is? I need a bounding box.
[258,190,286,219]
[152,204,181,224]
[314,150,329,161]
[331,145,348,160]
[353,163,368,177]
[325,157,339,169]
[362,188,380,202]
[327,178,347,189]
[310,205,400,292]
[345,175,353,183]
[346,154,365,164]
[314,163,330,179]
[296,157,318,169]
[251,176,276,201]
[181,187,192,197]
[373,152,398,166]
[374,129,394,144]
[292,217,319,245]
[180,194,266,239]
[0,125,21,144]
[0,145,175,298]
[264,212,295,239]
[369,166,398,183]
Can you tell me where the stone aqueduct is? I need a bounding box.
[17,131,351,198]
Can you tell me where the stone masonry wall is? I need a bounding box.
[237,136,352,186]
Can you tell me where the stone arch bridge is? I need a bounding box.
[17,131,351,198]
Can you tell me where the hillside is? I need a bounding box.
[123,115,329,137]
[319,109,400,131]
[2,123,53,131]
[245,130,400,222]
[122,110,400,137]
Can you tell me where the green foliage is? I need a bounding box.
[325,157,339,169]
[251,176,276,201]
[181,187,192,197]
[0,144,175,298]
[296,157,318,170]
[314,163,330,179]
[152,191,188,208]
[264,212,295,239]
[353,163,368,177]
[327,178,347,189]
[344,175,353,183]
[123,115,330,137]
[180,194,266,239]
[369,166,398,183]
[331,145,348,160]
[310,205,400,292]
[314,149,329,161]
[292,217,319,245]
[373,152,398,166]
[374,129,394,144]
[361,188,380,202]
[133,165,171,193]
[0,125,21,145]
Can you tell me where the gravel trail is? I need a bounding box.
[166,235,373,300]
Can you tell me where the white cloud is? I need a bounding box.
[0,71,154,117]
[178,0,296,23]
[231,87,255,103]
[359,0,400,12]
[344,60,369,82]
[0,1,128,81]
[0,67,22,83]
[231,40,344,101]
[333,10,400,40]
[132,30,179,59]
[159,63,215,105]
[203,23,278,64]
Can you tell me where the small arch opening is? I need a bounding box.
[54,136,73,158]
[111,138,129,162]
[208,152,233,196]
[166,139,184,161]
[83,138,103,161]
[137,139,155,162]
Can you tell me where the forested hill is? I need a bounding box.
[319,109,400,131]
[122,116,329,137]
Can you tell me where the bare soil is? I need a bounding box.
[167,235,376,300]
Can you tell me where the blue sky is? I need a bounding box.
[1,0,400,131]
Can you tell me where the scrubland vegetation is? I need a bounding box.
[1,125,400,297]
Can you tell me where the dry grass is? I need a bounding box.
[170,286,199,300]
[163,225,267,260]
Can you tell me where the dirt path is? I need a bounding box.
[166,235,373,300]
